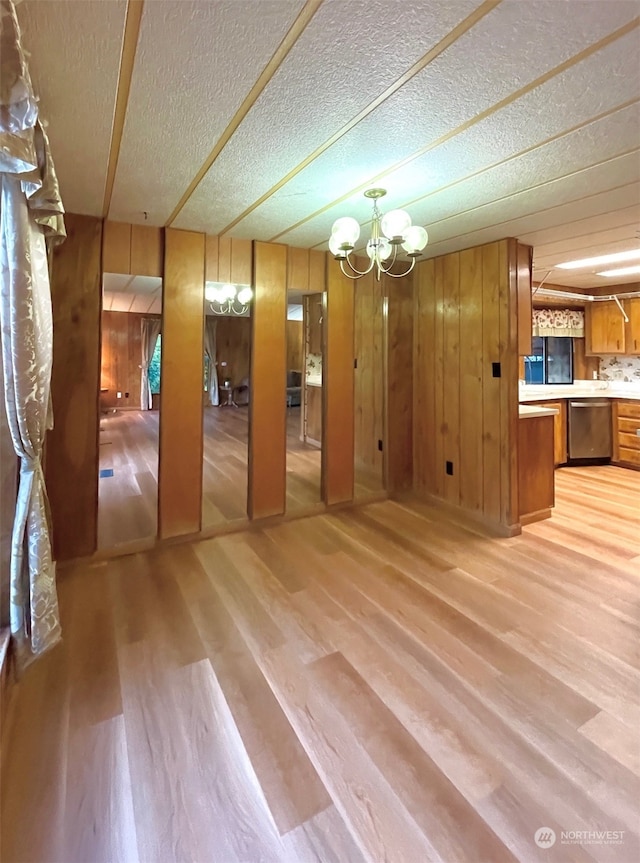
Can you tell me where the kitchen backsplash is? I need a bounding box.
[598,355,640,382]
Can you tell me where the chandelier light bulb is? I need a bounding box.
[329,234,347,258]
[237,287,253,304]
[204,284,217,302]
[366,238,392,261]
[222,283,236,300]
[401,225,428,253]
[380,208,412,240]
[331,216,360,248]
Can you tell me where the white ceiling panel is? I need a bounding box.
[109,0,306,224]
[421,184,640,260]
[281,99,640,250]
[173,0,482,234]
[17,0,127,216]
[243,25,640,245]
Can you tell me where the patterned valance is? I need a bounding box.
[533,308,584,338]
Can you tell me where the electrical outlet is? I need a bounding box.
[117,391,122,399]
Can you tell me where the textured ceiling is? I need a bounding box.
[18,0,640,290]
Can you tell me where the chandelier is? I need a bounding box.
[328,188,428,280]
[205,282,253,315]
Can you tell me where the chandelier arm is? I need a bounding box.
[342,252,375,277]
[382,258,416,279]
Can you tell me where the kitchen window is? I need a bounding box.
[524,336,573,384]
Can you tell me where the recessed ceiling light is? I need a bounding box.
[596,265,640,278]
[556,249,640,270]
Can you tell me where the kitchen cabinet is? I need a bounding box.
[612,400,640,468]
[626,298,640,355]
[521,399,567,465]
[585,300,626,355]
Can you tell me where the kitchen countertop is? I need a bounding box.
[519,404,559,418]
[520,381,640,403]
[306,376,322,388]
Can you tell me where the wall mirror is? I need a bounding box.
[98,273,163,548]
[201,281,251,529]
[353,270,385,498]
[285,287,323,512]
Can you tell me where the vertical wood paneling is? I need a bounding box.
[309,250,325,294]
[413,259,435,495]
[130,225,163,277]
[215,317,252,386]
[501,240,520,530]
[100,311,161,410]
[288,246,309,291]
[218,236,232,284]
[323,259,354,505]
[433,258,445,499]
[412,239,519,533]
[286,321,304,371]
[385,273,413,492]
[231,239,253,286]
[102,221,131,274]
[516,243,532,356]
[47,214,102,560]
[481,243,502,524]
[353,267,383,481]
[458,247,483,512]
[205,235,219,282]
[442,254,460,505]
[249,242,287,519]
[158,229,204,539]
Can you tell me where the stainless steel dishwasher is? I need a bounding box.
[567,399,612,462]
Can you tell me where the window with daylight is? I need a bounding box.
[148,334,161,394]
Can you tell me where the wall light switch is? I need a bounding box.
[117,391,122,399]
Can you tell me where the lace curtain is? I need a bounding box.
[533,308,584,338]
[0,0,65,667]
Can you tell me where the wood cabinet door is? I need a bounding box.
[533,400,567,466]
[586,301,626,354]
[626,299,640,355]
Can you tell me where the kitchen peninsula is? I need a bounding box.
[518,404,558,524]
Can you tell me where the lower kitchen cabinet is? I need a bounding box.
[521,399,567,466]
[612,400,640,468]
[518,414,555,524]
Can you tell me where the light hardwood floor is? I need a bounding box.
[3,466,639,862]
[98,407,325,547]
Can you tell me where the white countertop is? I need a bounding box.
[520,380,640,403]
[519,404,559,418]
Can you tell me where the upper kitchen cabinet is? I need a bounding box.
[585,300,626,355]
[626,298,640,355]
[102,221,164,277]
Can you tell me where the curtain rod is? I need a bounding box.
[534,287,640,302]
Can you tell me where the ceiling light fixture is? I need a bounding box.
[328,188,428,280]
[596,265,640,278]
[205,282,252,315]
[556,249,640,270]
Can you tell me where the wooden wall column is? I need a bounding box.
[158,229,205,539]
[323,258,355,505]
[249,241,287,519]
[47,214,102,560]
[385,272,414,492]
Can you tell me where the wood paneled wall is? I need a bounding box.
[323,258,355,505]
[215,316,252,386]
[413,239,521,533]
[286,320,303,371]
[206,235,252,285]
[47,214,103,560]
[353,268,384,482]
[385,272,414,492]
[103,221,163,276]
[249,242,287,519]
[100,311,161,409]
[158,229,205,539]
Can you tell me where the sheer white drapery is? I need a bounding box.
[203,316,219,406]
[140,317,161,410]
[1,0,66,666]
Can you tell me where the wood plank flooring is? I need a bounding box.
[98,407,324,548]
[3,465,639,862]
